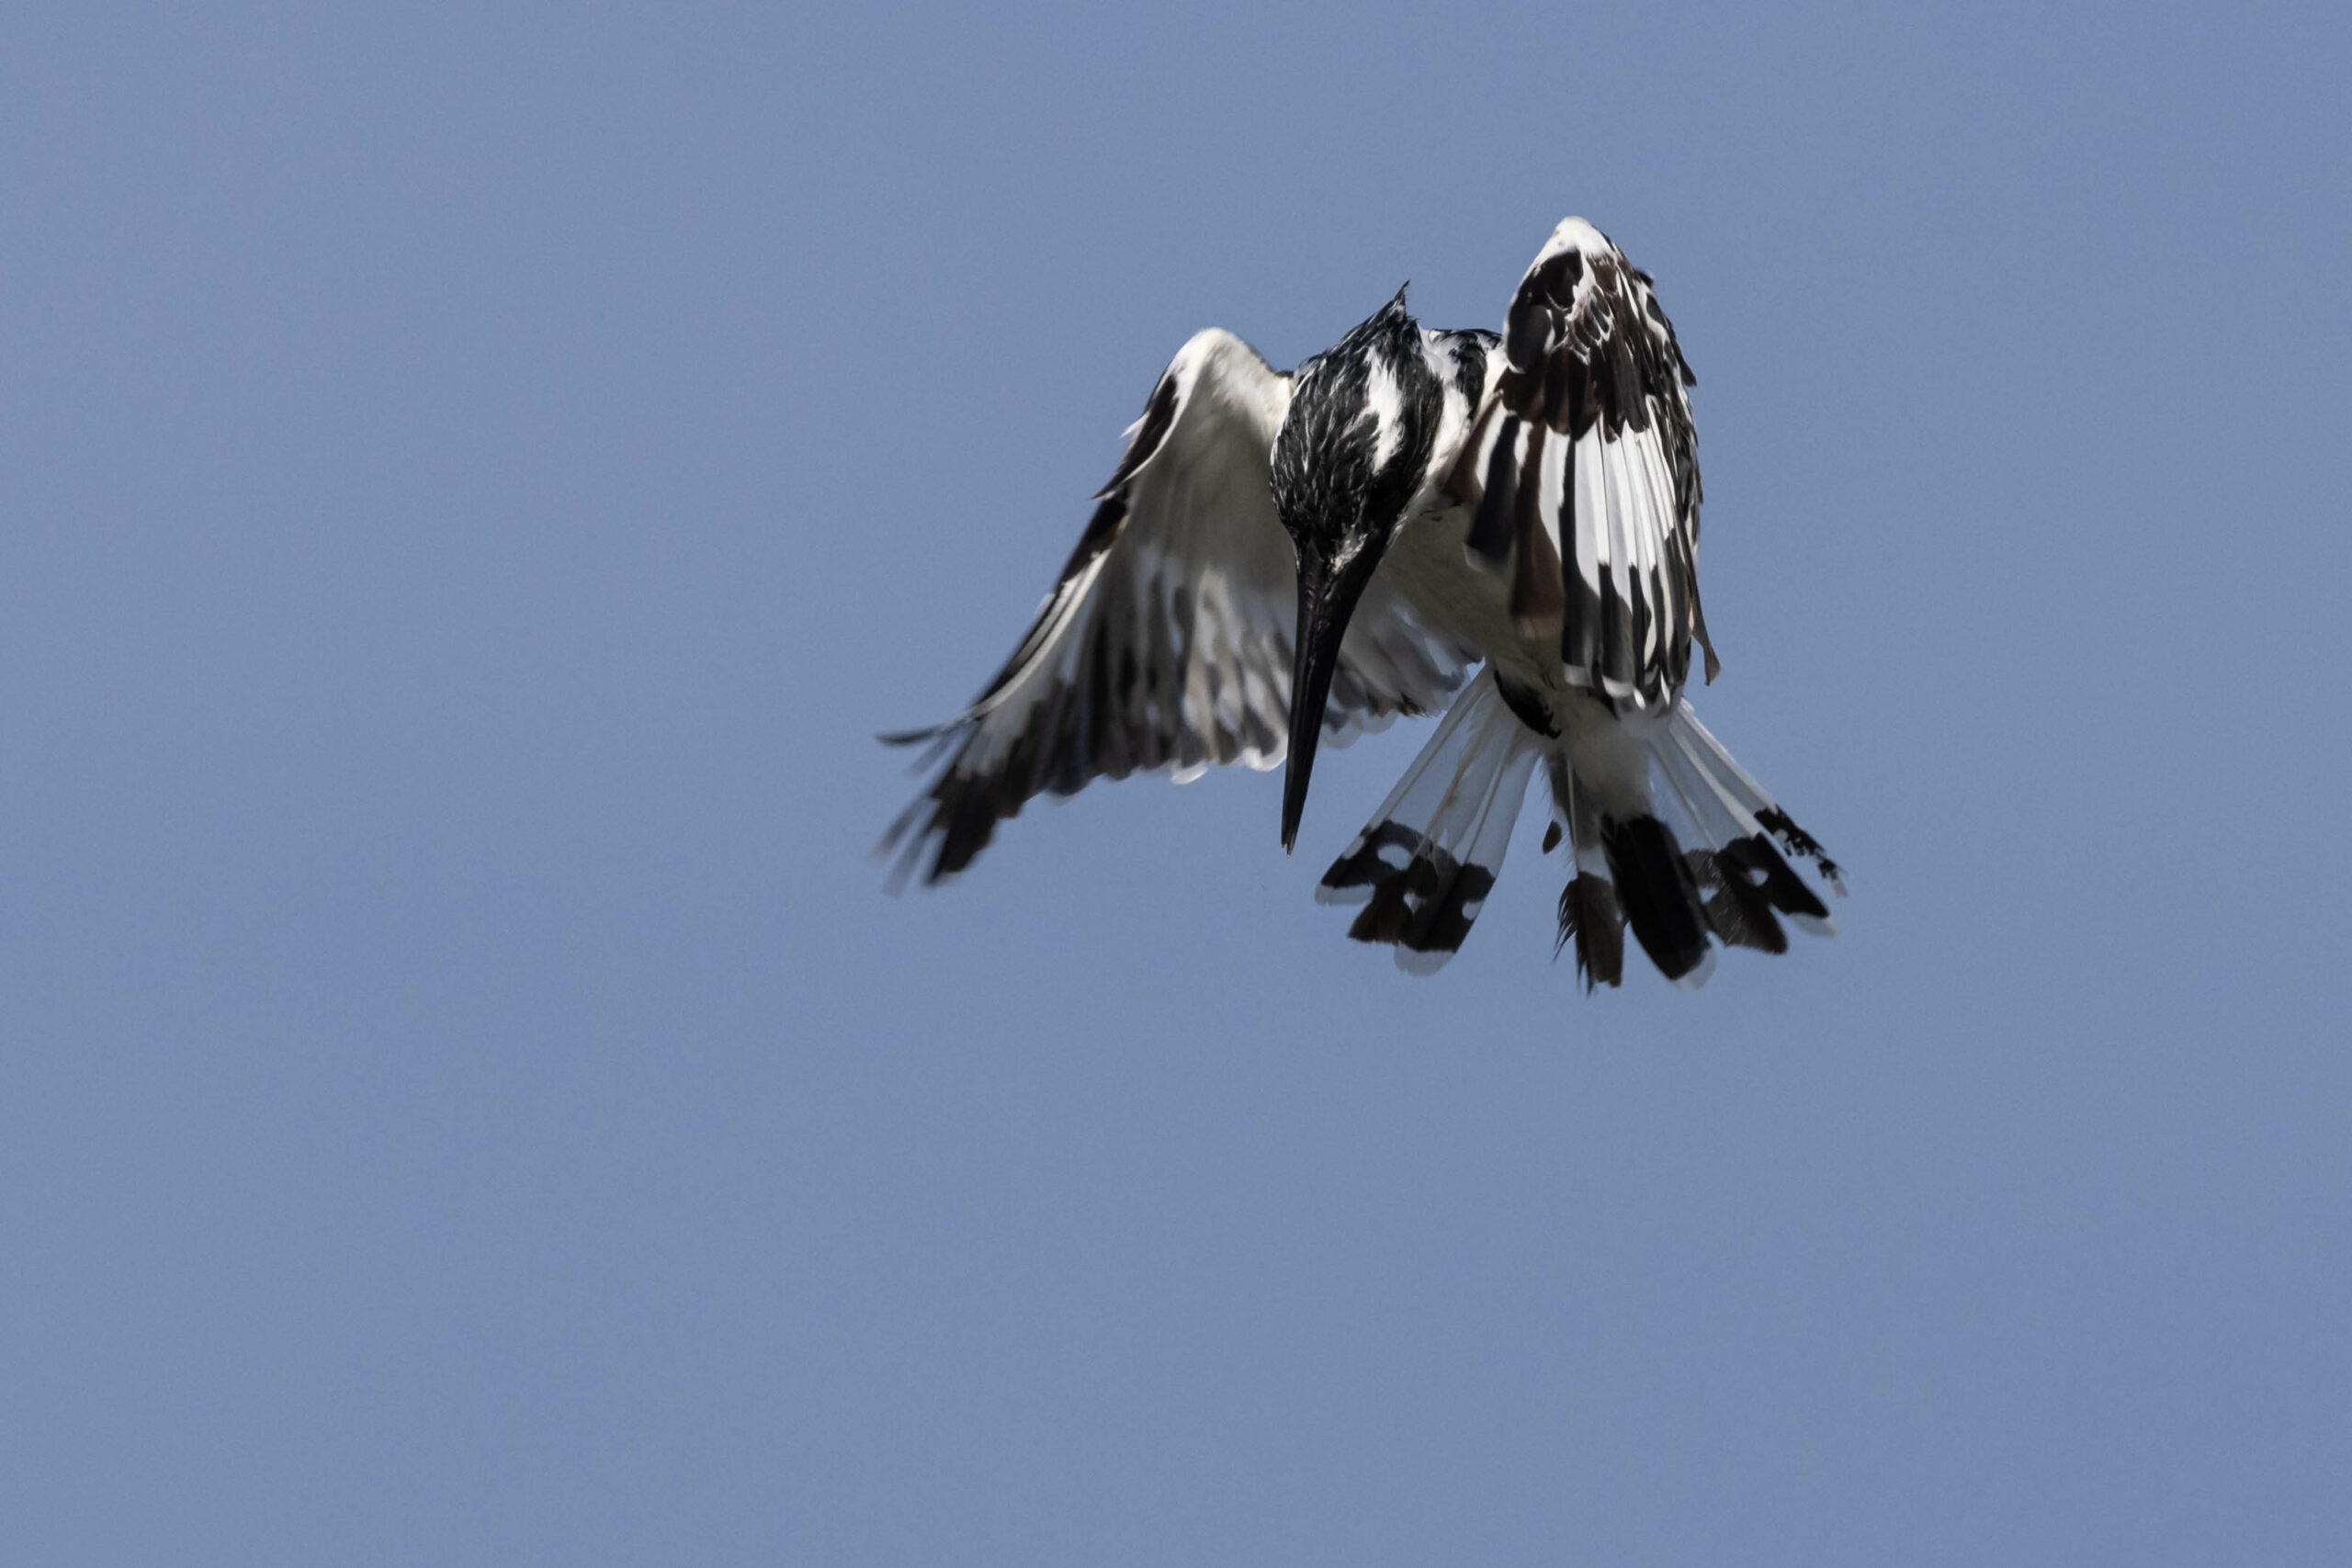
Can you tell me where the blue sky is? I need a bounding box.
[4,3,2348,1562]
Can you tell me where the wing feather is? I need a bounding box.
[1467,218,1713,709]
[882,328,1474,885]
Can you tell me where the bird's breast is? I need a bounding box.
[1380,503,1563,698]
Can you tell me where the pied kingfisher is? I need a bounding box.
[881,217,1843,988]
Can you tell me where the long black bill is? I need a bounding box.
[1280,550,1378,852]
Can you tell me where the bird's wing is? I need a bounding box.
[881,327,1475,886]
[1446,217,1715,711]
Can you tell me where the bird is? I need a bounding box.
[878,216,1843,988]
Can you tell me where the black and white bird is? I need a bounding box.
[880,217,1842,987]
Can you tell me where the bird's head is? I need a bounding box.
[1269,286,1434,852]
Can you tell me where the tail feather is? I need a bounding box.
[1556,871,1627,988]
[1317,671,1541,973]
[1641,716,1799,953]
[1600,813,1712,984]
[1549,699,1843,986]
[1546,755,1628,989]
[1642,707,1839,938]
[1661,707,1846,897]
[1684,845,1790,954]
[1318,680,1841,988]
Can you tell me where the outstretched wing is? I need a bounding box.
[881,327,1474,886]
[1447,217,1715,711]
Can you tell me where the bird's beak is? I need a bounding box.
[1281,548,1378,852]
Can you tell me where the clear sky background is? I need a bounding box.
[4,3,2348,1563]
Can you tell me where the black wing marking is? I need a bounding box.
[1448,218,1715,711]
[880,328,1476,886]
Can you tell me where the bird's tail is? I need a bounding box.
[1313,669,1544,973]
[1552,701,1844,990]
[1317,678,1843,985]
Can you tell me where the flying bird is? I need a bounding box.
[880,217,1842,987]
